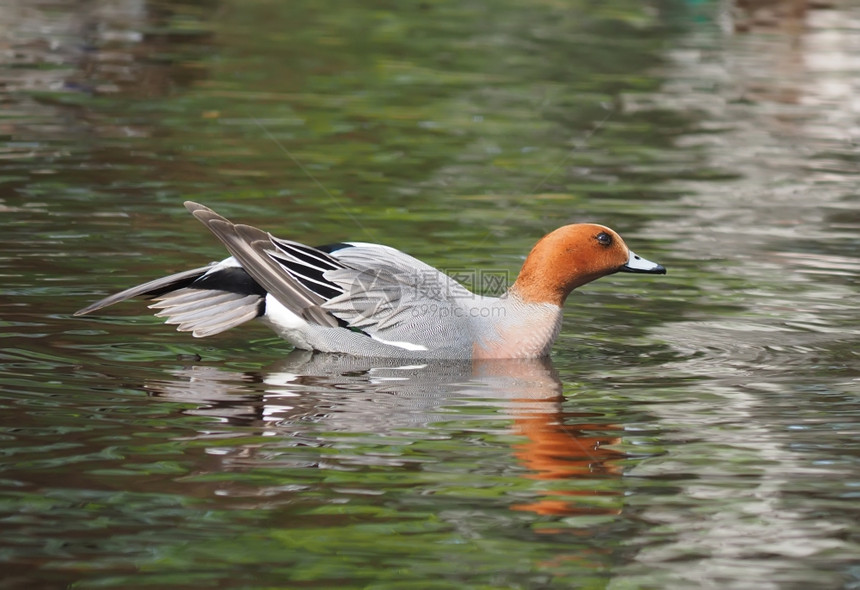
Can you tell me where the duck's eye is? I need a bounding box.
[596,232,612,246]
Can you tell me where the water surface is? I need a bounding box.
[1,0,858,588]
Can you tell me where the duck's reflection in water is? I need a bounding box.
[144,350,625,518]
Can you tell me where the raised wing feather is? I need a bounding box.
[184,202,341,328]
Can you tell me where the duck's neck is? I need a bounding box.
[471,289,563,359]
[510,244,580,307]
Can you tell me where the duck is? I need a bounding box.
[75,202,666,359]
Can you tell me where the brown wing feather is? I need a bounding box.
[183,201,339,328]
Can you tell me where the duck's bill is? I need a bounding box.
[620,250,666,274]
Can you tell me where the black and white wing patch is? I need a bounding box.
[266,237,344,301]
[185,202,349,329]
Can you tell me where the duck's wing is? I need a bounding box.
[322,243,479,349]
[328,242,473,301]
[184,201,342,328]
[186,203,478,340]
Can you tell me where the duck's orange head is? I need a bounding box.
[512,224,665,306]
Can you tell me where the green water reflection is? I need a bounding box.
[1,0,858,588]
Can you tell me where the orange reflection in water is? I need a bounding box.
[510,406,625,517]
[470,359,627,519]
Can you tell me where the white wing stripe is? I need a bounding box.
[267,250,338,275]
[270,238,342,269]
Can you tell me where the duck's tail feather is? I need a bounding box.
[74,263,268,338]
[74,265,213,317]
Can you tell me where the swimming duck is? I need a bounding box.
[75,202,665,359]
